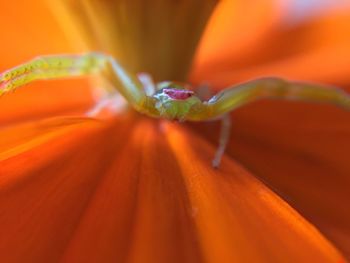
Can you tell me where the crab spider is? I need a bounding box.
[1,52,350,167]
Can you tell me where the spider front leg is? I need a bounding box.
[207,77,350,117]
[0,53,106,93]
[187,77,350,167]
[0,52,156,115]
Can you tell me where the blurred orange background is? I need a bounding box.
[1,0,350,261]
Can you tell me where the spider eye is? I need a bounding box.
[163,88,194,100]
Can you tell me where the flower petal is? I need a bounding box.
[0,1,71,66]
[193,8,350,87]
[0,115,135,262]
[190,100,350,258]
[0,117,100,160]
[0,80,94,125]
[193,0,286,73]
[166,122,345,262]
[0,115,345,262]
[59,118,203,262]
[192,0,287,84]
[189,5,350,257]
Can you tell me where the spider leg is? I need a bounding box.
[185,77,350,167]
[212,113,231,168]
[0,53,106,93]
[0,52,153,113]
[206,77,350,118]
[137,73,156,95]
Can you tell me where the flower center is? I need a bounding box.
[51,0,219,82]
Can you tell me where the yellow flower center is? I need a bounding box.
[51,0,219,82]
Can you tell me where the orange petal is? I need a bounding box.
[0,116,101,160]
[165,122,345,262]
[0,1,72,67]
[0,114,346,262]
[60,118,203,262]
[190,100,350,258]
[0,115,135,262]
[190,6,350,257]
[191,0,287,84]
[193,8,350,87]
[0,79,94,125]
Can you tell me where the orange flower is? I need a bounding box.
[1,0,350,262]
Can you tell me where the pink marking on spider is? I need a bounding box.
[163,88,194,100]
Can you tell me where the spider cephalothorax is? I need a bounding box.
[153,81,201,121]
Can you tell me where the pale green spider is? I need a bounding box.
[1,52,349,167]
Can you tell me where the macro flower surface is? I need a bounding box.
[0,0,350,262]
